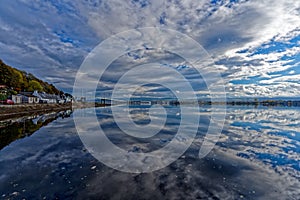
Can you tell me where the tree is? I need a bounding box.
[0,59,62,94]
[28,80,43,92]
[10,69,24,89]
[0,94,6,101]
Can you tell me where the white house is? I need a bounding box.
[19,92,39,104]
[33,91,58,104]
[12,94,23,104]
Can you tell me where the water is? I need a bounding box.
[0,106,299,199]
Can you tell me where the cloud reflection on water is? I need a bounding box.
[0,106,299,199]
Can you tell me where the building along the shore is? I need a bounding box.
[19,92,39,104]
[11,94,23,104]
[33,91,59,103]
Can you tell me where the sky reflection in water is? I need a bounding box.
[0,106,299,199]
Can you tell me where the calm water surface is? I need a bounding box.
[0,106,299,200]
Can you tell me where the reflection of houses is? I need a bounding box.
[100,98,112,105]
[130,101,141,105]
[129,100,152,105]
[33,91,58,103]
[140,101,151,105]
[129,100,172,105]
[155,100,169,105]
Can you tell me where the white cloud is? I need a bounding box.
[289,70,296,75]
[0,0,299,97]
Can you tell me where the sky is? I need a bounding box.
[0,0,300,98]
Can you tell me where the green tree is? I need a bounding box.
[0,59,62,94]
[10,69,23,89]
[28,80,43,92]
[0,94,7,101]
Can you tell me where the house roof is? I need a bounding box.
[19,92,37,98]
[36,92,59,100]
[12,94,23,97]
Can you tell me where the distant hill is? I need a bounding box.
[0,59,61,95]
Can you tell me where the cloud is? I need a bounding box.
[0,0,99,89]
[0,0,299,97]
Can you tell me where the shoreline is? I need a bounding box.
[2,100,299,122]
[0,102,107,121]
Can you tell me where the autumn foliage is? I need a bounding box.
[0,59,60,94]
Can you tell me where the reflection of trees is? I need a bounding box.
[0,110,73,150]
